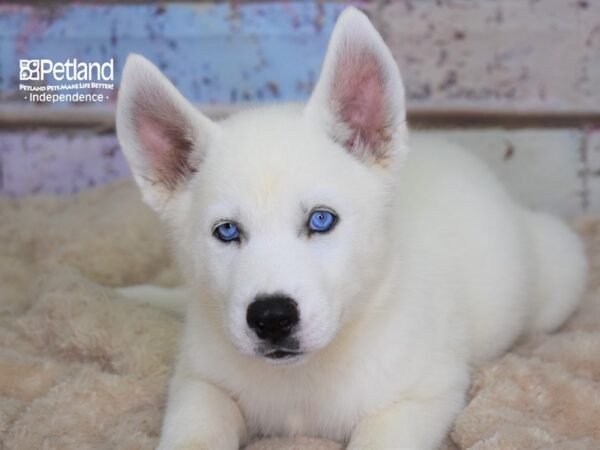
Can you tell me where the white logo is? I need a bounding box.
[19,58,115,104]
[19,58,114,82]
[20,59,42,81]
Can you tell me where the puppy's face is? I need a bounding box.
[182,110,396,363]
[117,8,407,364]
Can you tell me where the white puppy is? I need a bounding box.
[116,7,587,450]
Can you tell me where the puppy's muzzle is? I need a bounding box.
[246,294,299,345]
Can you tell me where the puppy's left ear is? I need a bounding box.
[304,7,407,166]
[117,54,219,212]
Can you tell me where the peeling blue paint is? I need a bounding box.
[0,2,357,106]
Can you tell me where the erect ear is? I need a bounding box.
[116,54,219,211]
[304,7,407,166]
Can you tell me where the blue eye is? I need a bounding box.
[308,210,337,233]
[214,222,240,242]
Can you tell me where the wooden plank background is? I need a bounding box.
[0,1,598,119]
[366,0,600,115]
[0,1,599,218]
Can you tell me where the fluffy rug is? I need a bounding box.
[1,179,599,449]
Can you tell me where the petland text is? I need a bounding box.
[19,58,114,82]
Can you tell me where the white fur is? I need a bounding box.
[116,7,588,450]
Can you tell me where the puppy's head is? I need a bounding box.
[117,7,407,364]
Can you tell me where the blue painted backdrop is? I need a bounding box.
[0,2,356,107]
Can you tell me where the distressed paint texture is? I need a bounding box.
[1,1,599,215]
[0,132,129,195]
[1,1,598,111]
[2,128,599,218]
[585,127,600,213]
[0,2,354,106]
[366,0,600,111]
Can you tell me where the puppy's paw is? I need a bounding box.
[156,435,238,450]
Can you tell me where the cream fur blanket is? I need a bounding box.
[1,179,599,449]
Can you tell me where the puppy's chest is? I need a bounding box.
[235,377,358,440]
[231,360,404,441]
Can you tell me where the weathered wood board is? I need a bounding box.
[1,1,598,115]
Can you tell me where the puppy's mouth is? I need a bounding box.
[264,349,303,360]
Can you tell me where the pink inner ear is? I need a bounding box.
[138,116,175,171]
[331,45,388,154]
[133,101,194,190]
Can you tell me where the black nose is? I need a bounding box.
[246,294,299,343]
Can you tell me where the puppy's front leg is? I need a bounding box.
[347,387,465,450]
[158,366,247,450]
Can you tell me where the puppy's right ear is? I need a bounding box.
[116,54,219,211]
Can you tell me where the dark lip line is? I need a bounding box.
[263,349,304,359]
